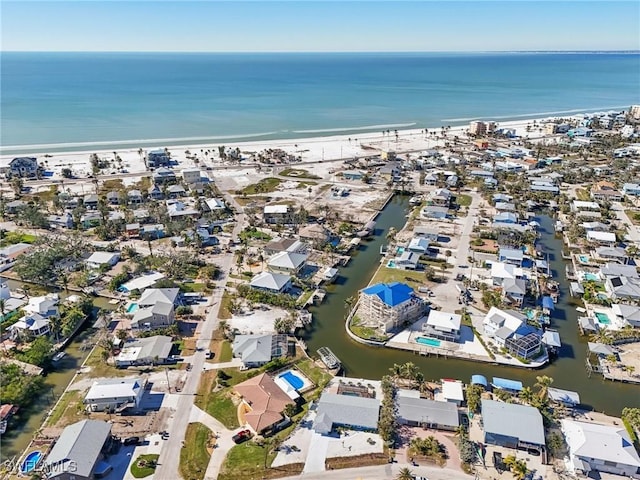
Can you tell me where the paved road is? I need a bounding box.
[611,202,640,243]
[278,463,473,480]
[454,193,482,270]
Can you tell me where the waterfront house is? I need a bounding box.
[263,205,295,225]
[114,335,173,367]
[594,246,628,263]
[43,420,113,480]
[502,278,527,306]
[587,230,616,246]
[0,282,26,321]
[612,303,640,328]
[392,251,420,270]
[264,237,309,256]
[127,189,143,204]
[1,157,38,179]
[407,237,430,254]
[483,307,542,360]
[547,387,581,407]
[422,310,461,342]
[561,419,640,477]
[9,313,50,339]
[298,223,330,245]
[146,149,171,168]
[491,262,524,286]
[396,390,459,430]
[234,373,294,434]
[85,251,120,270]
[130,288,179,329]
[359,282,424,333]
[267,251,307,275]
[313,392,380,435]
[0,243,32,270]
[182,168,202,184]
[439,379,465,405]
[83,378,145,412]
[249,271,292,293]
[412,226,439,241]
[153,167,176,184]
[428,188,452,207]
[481,399,545,452]
[421,205,449,220]
[232,334,287,368]
[498,247,524,266]
[25,293,59,318]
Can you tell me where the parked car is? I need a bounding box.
[232,429,252,444]
[123,436,140,446]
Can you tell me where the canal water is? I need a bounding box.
[1,280,114,462]
[304,196,640,415]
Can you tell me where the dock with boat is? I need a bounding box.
[317,346,341,371]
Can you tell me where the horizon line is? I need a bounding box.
[2,49,640,54]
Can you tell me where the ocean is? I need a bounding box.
[1,52,639,150]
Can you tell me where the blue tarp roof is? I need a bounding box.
[471,375,488,387]
[361,282,413,307]
[492,377,523,392]
[542,296,555,310]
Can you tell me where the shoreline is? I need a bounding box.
[0,107,629,158]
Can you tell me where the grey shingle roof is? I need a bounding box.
[314,393,380,434]
[397,396,459,428]
[481,399,544,446]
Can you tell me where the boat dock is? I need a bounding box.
[317,347,341,370]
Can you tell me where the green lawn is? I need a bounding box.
[218,290,235,320]
[45,390,81,427]
[219,341,233,362]
[295,358,332,390]
[130,454,159,478]
[279,168,321,180]
[576,188,590,201]
[625,210,640,226]
[219,442,271,480]
[0,231,37,247]
[456,194,472,207]
[242,178,282,194]
[179,423,213,480]
[369,267,426,286]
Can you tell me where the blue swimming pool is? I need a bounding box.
[578,255,589,263]
[387,261,396,268]
[126,303,139,313]
[396,247,405,254]
[595,312,611,325]
[279,371,304,390]
[416,337,441,347]
[583,273,599,282]
[20,451,42,473]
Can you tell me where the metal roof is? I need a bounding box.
[481,399,545,446]
[314,393,380,434]
[471,375,488,387]
[361,282,414,307]
[491,377,523,391]
[396,396,459,428]
[548,387,580,406]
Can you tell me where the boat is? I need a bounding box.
[409,196,422,206]
[52,352,66,363]
[555,220,564,233]
[317,347,341,370]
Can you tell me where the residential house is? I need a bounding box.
[561,419,640,478]
[0,243,32,270]
[153,167,176,184]
[127,189,143,205]
[600,263,638,280]
[182,168,202,184]
[132,208,150,223]
[250,272,292,293]
[495,202,516,212]
[204,198,226,212]
[167,200,199,219]
[491,262,524,286]
[591,181,623,202]
[481,399,545,451]
[106,191,120,205]
[493,193,513,203]
[167,184,186,198]
[483,307,543,360]
[580,222,609,232]
[412,226,439,241]
[493,212,518,224]
[234,373,295,434]
[2,157,38,179]
[9,313,50,339]
[263,205,295,225]
[406,237,430,254]
[25,293,59,318]
[498,247,524,266]
[130,288,179,329]
[342,170,365,181]
[547,388,581,407]
[502,278,527,306]
[439,379,465,405]
[6,200,26,214]
[114,335,173,367]
[81,212,102,228]
[422,310,461,342]
[572,201,602,212]
[148,185,164,200]
[43,420,113,480]
[264,238,308,256]
[623,183,640,196]
[429,188,452,207]
[83,378,145,411]
[423,172,438,186]
[612,303,640,328]
[298,224,330,245]
[587,231,616,246]
[359,282,424,333]
[85,252,120,270]
[594,246,628,263]
[108,211,125,224]
[396,390,459,430]
[146,149,171,168]
[313,392,380,435]
[421,206,449,219]
[83,194,99,210]
[267,251,307,275]
[126,223,140,238]
[606,276,640,301]
[140,224,165,240]
[232,334,287,368]
[392,251,420,270]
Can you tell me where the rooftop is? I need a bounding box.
[481,399,545,446]
[361,282,414,307]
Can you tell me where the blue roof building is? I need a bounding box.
[359,282,424,333]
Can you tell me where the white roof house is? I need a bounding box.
[561,419,640,477]
[249,271,292,293]
[85,251,120,269]
[119,272,165,293]
[440,379,464,405]
[586,230,616,245]
[264,205,289,214]
[114,335,173,367]
[490,262,523,282]
[407,237,430,253]
[267,251,307,273]
[83,378,144,410]
[24,294,59,318]
[422,310,461,342]
[232,334,277,367]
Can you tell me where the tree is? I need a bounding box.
[116,329,129,342]
[11,177,24,197]
[283,403,297,418]
[18,336,53,368]
[503,455,529,480]
[0,298,6,320]
[395,468,414,480]
[274,315,296,334]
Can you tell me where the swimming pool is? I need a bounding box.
[396,247,405,254]
[578,255,589,263]
[20,451,42,473]
[126,303,139,313]
[277,369,313,392]
[583,273,599,282]
[387,261,397,268]
[416,337,441,347]
[595,312,611,325]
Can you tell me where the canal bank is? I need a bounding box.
[0,279,115,462]
[304,198,639,415]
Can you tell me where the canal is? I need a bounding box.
[304,196,640,415]
[1,280,114,462]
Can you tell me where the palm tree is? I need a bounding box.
[534,375,554,401]
[519,386,535,405]
[590,329,613,345]
[49,315,63,343]
[395,467,414,480]
[0,298,6,321]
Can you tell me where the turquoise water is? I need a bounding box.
[396,247,406,254]
[387,261,397,268]
[416,337,441,347]
[583,273,599,282]
[595,312,611,325]
[1,52,639,150]
[279,370,304,390]
[578,255,589,263]
[20,451,42,473]
[126,303,139,313]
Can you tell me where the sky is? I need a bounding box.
[1,1,639,52]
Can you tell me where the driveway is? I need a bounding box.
[303,432,330,473]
